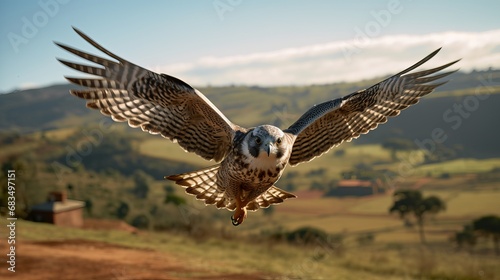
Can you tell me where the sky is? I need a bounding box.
[1,0,499,93]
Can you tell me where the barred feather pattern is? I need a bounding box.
[166,165,235,209]
[246,186,297,211]
[56,27,239,162]
[285,48,460,166]
[166,165,296,211]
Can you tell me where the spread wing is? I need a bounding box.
[56,27,242,162]
[285,48,460,166]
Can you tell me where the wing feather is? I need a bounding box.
[246,186,297,211]
[57,27,242,162]
[285,48,459,166]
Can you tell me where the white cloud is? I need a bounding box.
[18,82,40,90]
[152,29,500,87]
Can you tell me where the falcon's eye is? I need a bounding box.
[255,138,262,144]
[277,138,282,144]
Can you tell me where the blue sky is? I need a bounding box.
[1,0,499,93]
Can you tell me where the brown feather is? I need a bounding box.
[57,27,242,162]
[286,49,460,166]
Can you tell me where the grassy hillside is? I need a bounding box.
[1,69,499,279]
[12,219,500,279]
[15,220,500,280]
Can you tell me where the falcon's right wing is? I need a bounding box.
[56,27,243,162]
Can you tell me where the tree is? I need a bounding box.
[164,184,186,206]
[389,190,446,244]
[382,138,416,161]
[262,206,275,216]
[0,156,34,218]
[85,199,93,216]
[472,215,500,255]
[116,201,130,219]
[66,183,75,198]
[131,214,150,229]
[132,170,150,199]
[334,149,345,157]
[452,224,476,251]
[164,193,187,206]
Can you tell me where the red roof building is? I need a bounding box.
[327,179,384,197]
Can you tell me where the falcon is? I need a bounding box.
[56,27,459,226]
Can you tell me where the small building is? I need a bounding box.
[29,191,85,228]
[326,179,384,197]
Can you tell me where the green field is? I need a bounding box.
[269,188,500,240]
[416,158,500,176]
[139,139,208,167]
[16,219,500,279]
[347,189,500,217]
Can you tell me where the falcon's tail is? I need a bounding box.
[165,165,232,209]
[246,186,297,211]
[165,166,297,212]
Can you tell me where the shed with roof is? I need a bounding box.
[29,191,85,227]
[326,179,384,197]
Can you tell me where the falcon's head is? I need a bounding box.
[246,125,287,159]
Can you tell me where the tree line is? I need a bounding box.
[389,189,500,254]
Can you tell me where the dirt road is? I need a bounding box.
[0,239,271,280]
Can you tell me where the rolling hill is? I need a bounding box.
[1,69,499,158]
[1,68,500,280]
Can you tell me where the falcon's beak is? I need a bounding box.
[265,143,276,157]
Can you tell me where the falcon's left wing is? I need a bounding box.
[285,48,459,166]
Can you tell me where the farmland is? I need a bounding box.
[1,69,499,279]
[5,214,499,280]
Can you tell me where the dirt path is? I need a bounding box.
[0,239,271,280]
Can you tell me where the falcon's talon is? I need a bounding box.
[231,207,247,226]
[231,216,240,226]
